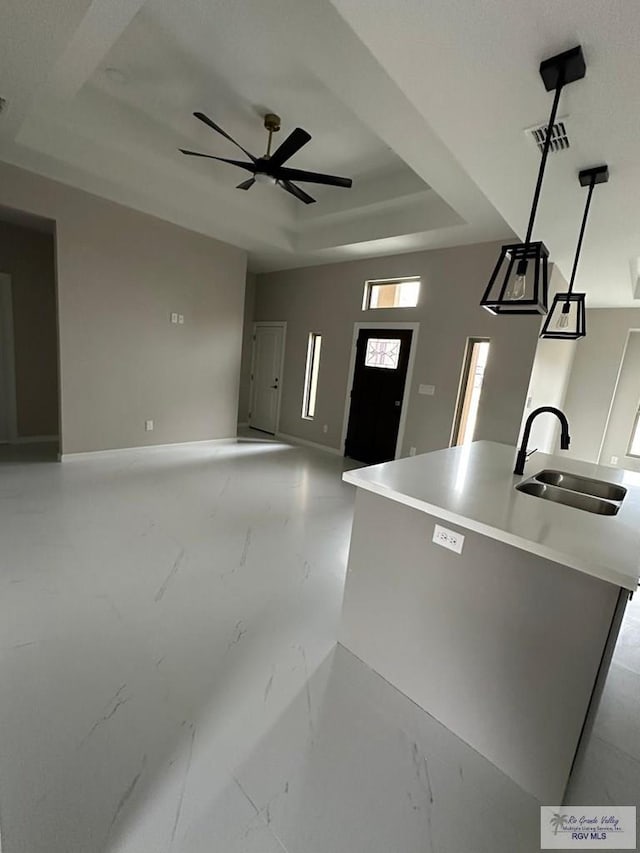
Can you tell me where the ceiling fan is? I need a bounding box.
[180,112,353,204]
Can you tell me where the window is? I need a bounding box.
[363,277,420,310]
[365,338,401,369]
[451,339,490,446]
[627,408,640,457]
[302,333,322,419]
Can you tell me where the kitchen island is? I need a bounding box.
[340,441,640,802]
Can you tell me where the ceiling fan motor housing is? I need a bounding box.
[264,113,281,133]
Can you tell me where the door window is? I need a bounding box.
[364,338,401,369]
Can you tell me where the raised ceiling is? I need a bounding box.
[2,0,640,305]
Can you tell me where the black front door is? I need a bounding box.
[345,329,413,464]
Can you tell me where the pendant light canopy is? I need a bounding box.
[481,46,586,315]
[540,165,609,340]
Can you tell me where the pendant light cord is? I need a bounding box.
[524,75,565,247]
[566,177,596,298]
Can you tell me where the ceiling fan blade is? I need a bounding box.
[179,150,256,172]
[276,167,352,188]
[193,112,257,162]
[236,178,256,190]
[268,128,311,168]
[278,180,316,205]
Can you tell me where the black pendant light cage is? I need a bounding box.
[481,241,549,314]
[481,46,586,316]
[540,292,586,339]
[540,164,609,340]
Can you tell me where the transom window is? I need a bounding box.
[363,277,420,310]
[365,338,401,369]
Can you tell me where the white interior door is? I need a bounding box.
[250,324,284,434]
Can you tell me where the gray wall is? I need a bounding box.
[0,220,59,437]
[0,162,247,454]
[252,242,541,455]
[563,308,640,464]
[237,272,256,424]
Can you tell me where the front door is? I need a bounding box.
[249,325,284,434]
[345,328,413,464]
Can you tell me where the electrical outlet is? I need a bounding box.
[178,314,184,324]
[323,424,328,434]
[170,312,178,324]
[611,455,619,465]
[409,446,417,456]
[433,524,464,554]
[145,420,154,432]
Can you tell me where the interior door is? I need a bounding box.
[345,328,413,464]
[250,325,284,434]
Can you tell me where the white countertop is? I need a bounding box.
[343,441,640,591]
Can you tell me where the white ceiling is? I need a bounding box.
[2,0,640,304]
[329,0,640,307]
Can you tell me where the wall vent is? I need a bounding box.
[527,117,570,153]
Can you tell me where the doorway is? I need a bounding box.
[599,330,640,471]
[0,274,17,443]
[249,322,286,434]
[344,326,415,464]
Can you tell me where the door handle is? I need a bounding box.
[270,384,279,390]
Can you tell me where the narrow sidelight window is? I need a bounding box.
[627,407,640,457]
[451,339,490,446]
[363,277,420,310]
[302,333,322,419]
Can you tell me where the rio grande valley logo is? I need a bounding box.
[540,806,636,849]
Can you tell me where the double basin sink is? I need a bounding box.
[516,469,627,516]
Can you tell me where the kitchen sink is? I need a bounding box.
[534,469,627,502]
[516,481,620,515]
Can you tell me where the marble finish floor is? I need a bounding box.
[0,433,638,852]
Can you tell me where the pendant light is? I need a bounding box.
[540,165,608,340]
[481,46,586,315]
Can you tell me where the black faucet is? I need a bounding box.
[514,406,571,475]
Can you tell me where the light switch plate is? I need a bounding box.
[433,524,464,554]
[145,419,154,432]
[170,312,178,324]
[419,384,435,396]
[178,314,184,324]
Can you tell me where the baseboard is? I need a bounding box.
[60,436,238,461]
[276,431,343,456]
[14,435,59,444]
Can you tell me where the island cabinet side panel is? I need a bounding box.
[339,488,620,803]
